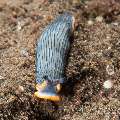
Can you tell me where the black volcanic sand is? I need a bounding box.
[0,0,120,120]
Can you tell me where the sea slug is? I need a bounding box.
[34,13,75,101]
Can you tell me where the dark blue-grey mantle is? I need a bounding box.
[36,13,74,85]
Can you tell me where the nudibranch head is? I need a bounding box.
[34,80,61,101]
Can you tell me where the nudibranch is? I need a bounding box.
[34,13,75,101]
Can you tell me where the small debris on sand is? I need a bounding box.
[103,80,113,89]
[0,75,4,80]
[106,64,115,75]
[95,16,103,22]
[18,85,24,92]
[87,20,94,25]
[20,48,29,57]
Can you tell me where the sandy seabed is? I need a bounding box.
[0,0,120,120]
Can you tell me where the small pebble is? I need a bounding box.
[7,95,17,103]
[15,85,24,94]
[0,75,4,80]
[103,80,113,89]
[107,46,111,50]
[111,22,119,26]
[106,64,115,75]
[96,16,103,22]
[18,85,24,92]
[87,20,94,25]
[106,36,110,39]
[44,15,53,22]
[17,21,22,31]
[17,19,29,31]
[20,48,29,57]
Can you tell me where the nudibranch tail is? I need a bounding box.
[55,12,75,32]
